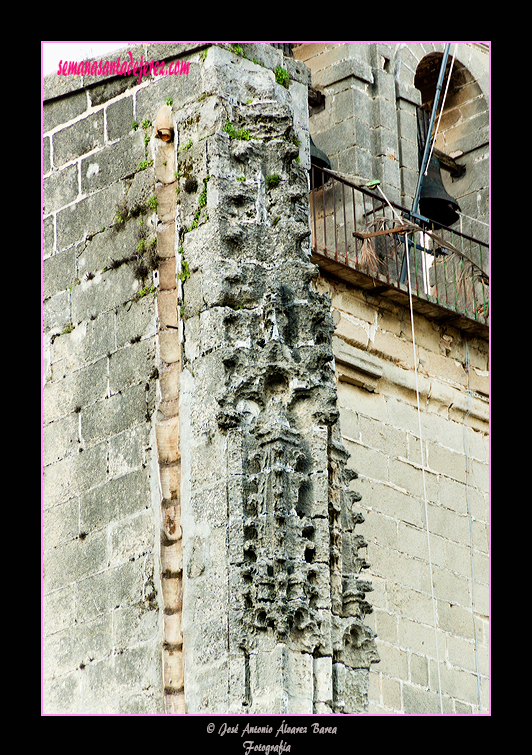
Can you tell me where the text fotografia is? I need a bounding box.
[56,51,190,85]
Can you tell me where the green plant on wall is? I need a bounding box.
[223,120,250,141]
[274,65,289,89]
[140,118,152,157]
[185,176,210,232]
[198,175,209,208]
[188,209,201,232]
[136,284,156,299]
[132,219,159,283]
[179,138,193,153]
[178,258,190,283]
[137,159,153,171]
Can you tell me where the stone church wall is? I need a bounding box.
[42,42,204,713]
[324,279,489,713]
[42,41,489,715]
[295,42,489,713]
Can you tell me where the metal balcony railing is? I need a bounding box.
[309,166,489,338]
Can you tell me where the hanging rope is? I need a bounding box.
[425,44,457,174]
[458,211,489,228]
[375,181,490,713]
[404,234,444,715]
[323,167,489,282]
[374,183,443,713]
[463,341,483,713]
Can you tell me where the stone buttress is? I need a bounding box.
[178,46,379,714]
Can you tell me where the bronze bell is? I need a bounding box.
[418,155,461,227]
[309,135,331,189]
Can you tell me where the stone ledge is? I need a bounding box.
[313,57,374,88]
[333,336,383,392]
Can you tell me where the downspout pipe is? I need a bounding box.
[400,43,451,284]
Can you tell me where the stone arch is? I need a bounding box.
[410,45,489,239]
[414,50,488,159]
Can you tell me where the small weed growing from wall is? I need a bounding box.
[274,65,289,89]
[136,284,156,299]
[266,174,281,189]
[184,176,210,232]
[137,159,153,171]
[132,220,159,283]
[188,209,201,232]
[178,259,190,283]
[140,118,152,157]
[198,175,209,208]
[224,120,250,141]
[180,138,193,153]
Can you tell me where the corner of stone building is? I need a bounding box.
[173,44,379,715]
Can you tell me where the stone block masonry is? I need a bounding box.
[176,45,379,715]
[292,44,489,711]
[317,276,489,714]
[42,42,205,714]
[43,41,488,716]
[43,41,379,715]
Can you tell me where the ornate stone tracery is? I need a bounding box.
[181,49,378,713]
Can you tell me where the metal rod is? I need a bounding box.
[412,44,451,215]
[351,185,356,263]
[332,178,338,260]
[321,169,327,254]
[311,166,317,252]
[400,44,451,285]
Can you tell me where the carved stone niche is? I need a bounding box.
[237,414,326,654]
[215,292,379,684]
[191,91,379,710]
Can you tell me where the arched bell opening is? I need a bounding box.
[414,52,467,228]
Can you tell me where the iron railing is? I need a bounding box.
[310,166,489,335]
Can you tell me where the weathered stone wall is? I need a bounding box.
[42,42,204,714]
[177,44,378,714]
[43,41,489,716]
[43,41,380,715]
[294,42,489,240]
[292,42,489,713]
[321,280,489,713]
